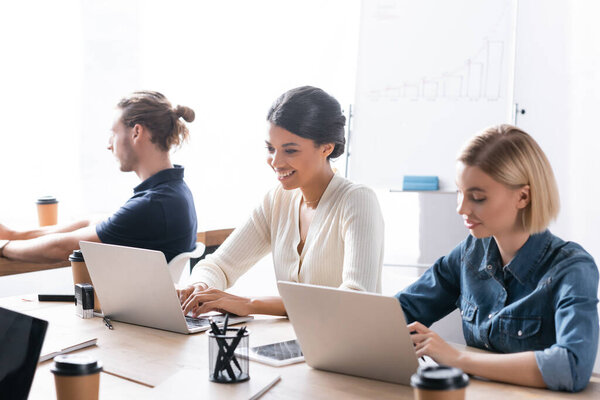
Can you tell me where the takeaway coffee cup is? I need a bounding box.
[51,354,102,400]
[411,366,469,400]
[69,250,101,312]
[36,196,58,226]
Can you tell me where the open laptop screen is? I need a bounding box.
[0,307,48,400]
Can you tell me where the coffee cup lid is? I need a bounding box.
[411,366,469,391]
[69,249,85,262]
[36,196,58,205]
[51,354,103,376]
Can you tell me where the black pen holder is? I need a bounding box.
[208,328,250,383]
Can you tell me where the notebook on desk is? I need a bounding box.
[79,241,252,334]
[278,281,435,385]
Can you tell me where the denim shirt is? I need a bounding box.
[396,230,599,392]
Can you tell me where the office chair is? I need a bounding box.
[168,243,205,285]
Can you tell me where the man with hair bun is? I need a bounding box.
[0,91,198,263]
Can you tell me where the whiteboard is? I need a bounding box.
[349,0,517,189]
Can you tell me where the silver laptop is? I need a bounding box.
[79,241,252,334]
[278,281,430,385]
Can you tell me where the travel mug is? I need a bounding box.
[69,250,101,312]
[51,354,102,400]
[411,365,469,400]
[36,196,58,226]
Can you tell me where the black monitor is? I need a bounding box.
[0,307,48,400]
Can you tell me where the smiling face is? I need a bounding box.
[108,108,138,172]
[265,124,333,190]
[456,163,530,239]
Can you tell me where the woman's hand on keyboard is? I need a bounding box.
[177,283,208,309]
[181,288,252,317]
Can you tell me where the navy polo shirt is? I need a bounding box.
[96,165,197,263]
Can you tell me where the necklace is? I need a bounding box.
[303,197,321,205]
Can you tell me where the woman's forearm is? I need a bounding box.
[455,350,546,388]
[249,297,287,316]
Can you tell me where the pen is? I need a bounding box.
[410,331,427,362]
[223,326,244,374]
[220,326,246,374]
[209,317,227,379]
[209,318,243,375]
[223,313,229,334]
[103,316,114,330]
[208,317,222,336]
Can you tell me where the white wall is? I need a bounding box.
[514,0,600,271]
[0,0,361,295]
[567,1,600,270]
[0,0,361,231]
[0,1,85,227]
[513,0,572,237]
[78,0,362,230]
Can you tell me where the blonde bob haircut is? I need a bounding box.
[458,124,559,234]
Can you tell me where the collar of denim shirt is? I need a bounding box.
[483,230,552,286]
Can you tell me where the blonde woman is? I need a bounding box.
[397,125,598,392]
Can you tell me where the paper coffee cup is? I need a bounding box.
[51,354,102,400]
[411,366,469,400]
[69,250,101,312]
[36,196,58,226]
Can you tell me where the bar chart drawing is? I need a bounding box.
[368,40,505,103]
[350,0,516,190]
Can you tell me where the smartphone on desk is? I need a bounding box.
[238,339,304,367]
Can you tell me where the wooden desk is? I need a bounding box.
[1,296,599,399]
[0,257,69,277]
[197,228,235,248]
[0,229,234,277]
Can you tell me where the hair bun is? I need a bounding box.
[174,105,195,123]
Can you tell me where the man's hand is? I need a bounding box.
[2,225,100,263]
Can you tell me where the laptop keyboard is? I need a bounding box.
[185,315,228,329]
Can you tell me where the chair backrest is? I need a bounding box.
[168,243,205,285]
[170,229,233,285]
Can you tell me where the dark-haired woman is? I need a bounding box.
[178,86,384,316]
[0,91,198,264]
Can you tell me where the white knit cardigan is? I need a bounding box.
[189,174,384,293]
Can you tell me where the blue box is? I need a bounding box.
[402,176,439,191]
